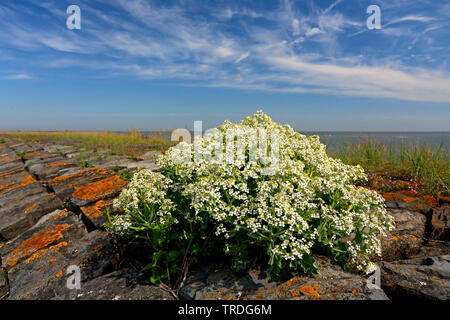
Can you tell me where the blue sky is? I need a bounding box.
[0,0,449,131]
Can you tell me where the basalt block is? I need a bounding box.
[382,192,439,213]
[0,169,30,187]
[0,209,120,299]
[70,175,127,207]
[28,160,76,181]
[430,204,450,242]
[47,167,115,201]
[0,154,23,175]
[17,229,119,300]
[180,255,388,300]
[0,160,24,176]
[381,243,450,300]
[80,199,114,229]
[378,209,427,262]
[0,191,63,239]
[0,267,8,299]
[51,269,173,300]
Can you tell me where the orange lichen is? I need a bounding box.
[92,243,103,251]
[393,236,399,241]
[291,289,300,297]
[352,289,357,294]
[285,277,299,287]
[411,236,417,241]
[382,192,399,199]
[0,155,20,164]
[402,196,418,203]
[26,152,41,157]
[45,162,73,168]
[0,175,36,195]
[0,168,23,178]
[72,176,126,200]
[300,286,320,299]
[81,200,111,218]
[24,242,68,264]
[49,209,70,220]
[25,203,38,212]
[423,195,438,205]
[55,269,65,278]
[49,167,110,184]
[5,224,71,266]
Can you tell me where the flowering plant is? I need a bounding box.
[105,111,394,288]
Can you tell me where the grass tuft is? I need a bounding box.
[331,138,449,196]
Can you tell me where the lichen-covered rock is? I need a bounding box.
[70,175,127,207]
[378,209,426,262]
[47,167,126,206]
[0,169,63,239]
[381,242,450,300]
[0,267,9,299]
[430,205,449,242]
[382,192,439,214]
[28,159,76,181]
[0,209,87,299]
[180,255,388,300]
[51,269,173,300]
[80,199,113,229]
[0,209,121,300]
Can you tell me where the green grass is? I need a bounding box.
[0,129,174,157]
[331,138,449,197]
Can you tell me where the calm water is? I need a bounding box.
[300,132,450,152]
[143,131,450,152]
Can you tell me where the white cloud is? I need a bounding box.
[235,52,250,63]
[1,0,449,104]
[4,73,31,80]
[305,27,322,37]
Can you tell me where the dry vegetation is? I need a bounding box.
[0,129,175,157]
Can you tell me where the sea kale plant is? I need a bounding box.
[105,110,394,288]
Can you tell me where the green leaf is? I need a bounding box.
[167,250,180,262]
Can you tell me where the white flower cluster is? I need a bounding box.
[109,110,394,273]
[112,170,176,231]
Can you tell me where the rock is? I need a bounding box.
[51,269,173,300]
[0,169,63,239]
[0,267,9,299]
[0,192,63,239]
[0,210,123,300]
[0,160,23,176]
[42,145,75,156]
[70,175,127,207]
[0,209,87,299]
[47,167,115,202]
[142,150,162,161]
[430,205,449,242]
[180,255,389,300]
[80,199,113,229]
[381,243,450,300]
[126,161,160,171]
[378,209,426,262]
[28,160,76,181]
[382,192,439,214]
[97,159,160,171]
